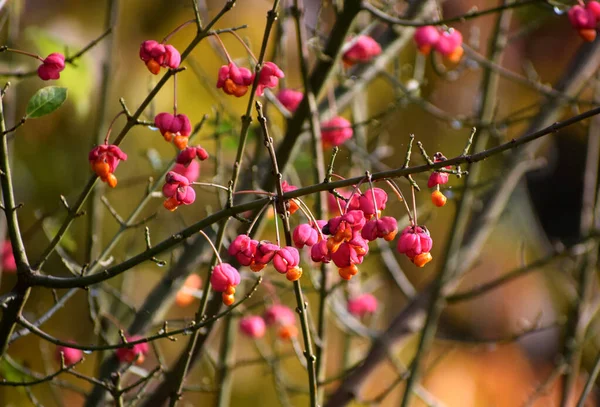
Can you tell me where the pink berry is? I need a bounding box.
[239,316,266,338]
[413,26,441,55]
[256,62,285,96]
[56,344,83,365]
[293,224,319,248]
[321,117,353,148]
[37,53,65,81]
[277,89,303,112]
[342,35,381,66]
[1,241,16,272]
[347,293,378,317]
[264,304,296,327]
[116,336,149,365]
[273,246,300,274]
[210,263,241,292]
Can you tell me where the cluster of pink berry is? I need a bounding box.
[569,1,600,41]
[239,304,298,340]
[413,26,464,63]
[217,61,284,97]
[229,235,303,282]
[238,294,377,341]
[225,177,446,294]
[305,187,399,279]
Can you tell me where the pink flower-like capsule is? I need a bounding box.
[327,210,366,235]
[172,160,200,184]
[397,225,433,259]
[321,116,353,148]
[328,190,347,214]
[1,240,16,272]
[239,316,266,339]
[154,113,192,150]
[56,343,83,365]
[328,189,361,215]
[293,223,319,248]
[265,305,299,340]
[211,263,241,306]
[428,152,451,188]
[358,188,388,218]
[568,3,600,41]
[277,89,303,113]
[347,293,378,317]
[116,336,149,365]
[280,180,300,215]
[217,62,254,97]
[274,247,303,281]
[588,1,600,18]
[89,144,128,188]
[228,234,258,267]
[252,241,280,271]
[325,210,367,253]
[273,246,300,274]
[330,232,369,269]
[361,216,398,242]
[434,28,464,63]
[428,171,449,188]
[162,171,196,211]
[311,239,331,263]
[256,62,285,96]
[413,26,441,55]
[342,35,382,66]
[139,40,181,75]
[176,146,209,167]
[37,53,65,81]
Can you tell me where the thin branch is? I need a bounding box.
[16,277,261,352]
[362,0,541,27]
[27,104,600,290]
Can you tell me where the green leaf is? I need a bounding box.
[42,217,77,252]
[0,358,29,383]
[25,86,67,119]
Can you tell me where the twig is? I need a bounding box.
[0,77,32,356]
[362,0,541,27]
[575,350,600,407]
[256,100,318,406]
[26,104,600,290]
[17,277,262,352]
[0,357,84,386]
[290,0,329,402]
[559,72,600,406]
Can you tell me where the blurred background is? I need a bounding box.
[0,0,598,406]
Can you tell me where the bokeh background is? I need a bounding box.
[0,0,598,406]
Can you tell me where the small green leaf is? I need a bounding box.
[25,86,67,119]
[42,217,77,252]
[0,358,29,383]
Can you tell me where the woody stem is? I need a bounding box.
[103,110,126,145]
[198,230,222,264]
[162,19,196,43]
